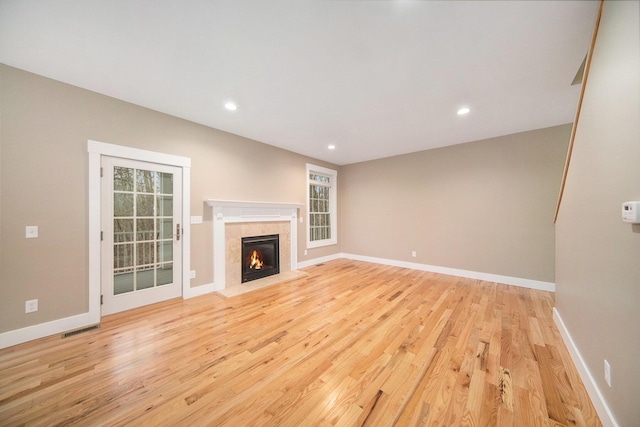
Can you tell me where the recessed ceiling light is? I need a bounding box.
[457,107,470,115]
[224,102,237,111]
[328,145,336,150]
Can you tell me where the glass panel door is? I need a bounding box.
[101,157,182,315]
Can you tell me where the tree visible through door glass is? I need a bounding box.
[112,167,174,295]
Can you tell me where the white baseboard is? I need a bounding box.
[553,308,618,427]
[0,253,554,350]
[297,253,343,269]
[0,311,98,350]
[340,253,555,291]
[1,282,214,349]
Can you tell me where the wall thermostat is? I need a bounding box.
[622,201,640,223]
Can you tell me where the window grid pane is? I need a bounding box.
[309,181,331,242]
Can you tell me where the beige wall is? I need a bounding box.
[0,64,339,333]
[0,61,568,337]
[340,124,570,283]
[555,1,640,425]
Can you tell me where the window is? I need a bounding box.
[306,164,337,248]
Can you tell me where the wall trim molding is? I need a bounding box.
[553,307,618,427]
[0,251,553,350]
[0,312,97,350]
[0,281,212,349]
[297,253,343,269]
[336,253,555,291]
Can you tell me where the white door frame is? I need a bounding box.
[88,140,191,323]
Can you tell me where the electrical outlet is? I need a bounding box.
[604,359,612,387]
[411,251,417,257]
[190,270,196,279]
[25,299,38,313]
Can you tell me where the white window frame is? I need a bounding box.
[306,163,337,249]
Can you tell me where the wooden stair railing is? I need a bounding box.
[554,0,604,223]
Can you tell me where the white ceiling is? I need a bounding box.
[0,0,599,165]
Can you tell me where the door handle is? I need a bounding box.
[176,224,181,241]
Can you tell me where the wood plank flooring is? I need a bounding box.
[0,259,601,426]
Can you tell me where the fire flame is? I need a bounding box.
[249,250,264,270]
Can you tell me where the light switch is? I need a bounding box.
[190,216,203,224]
[25,226,38,239]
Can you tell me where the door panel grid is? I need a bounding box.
[101,156,182,316]
[113,167,174,294]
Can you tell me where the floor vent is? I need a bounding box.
[62,324,100,338]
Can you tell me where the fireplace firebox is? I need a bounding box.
[241,234,280,283]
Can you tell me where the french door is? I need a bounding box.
[101,157,183,315]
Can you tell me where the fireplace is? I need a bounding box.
[241,234,280,283]
[206,199,302,291]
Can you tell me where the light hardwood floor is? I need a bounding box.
[0,259,600,426]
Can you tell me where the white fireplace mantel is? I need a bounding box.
[206,199,304,290]
[206,199,303,210]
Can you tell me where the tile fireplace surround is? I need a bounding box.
[206,200,303,291]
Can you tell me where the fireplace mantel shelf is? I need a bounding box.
[206,199,304,209]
